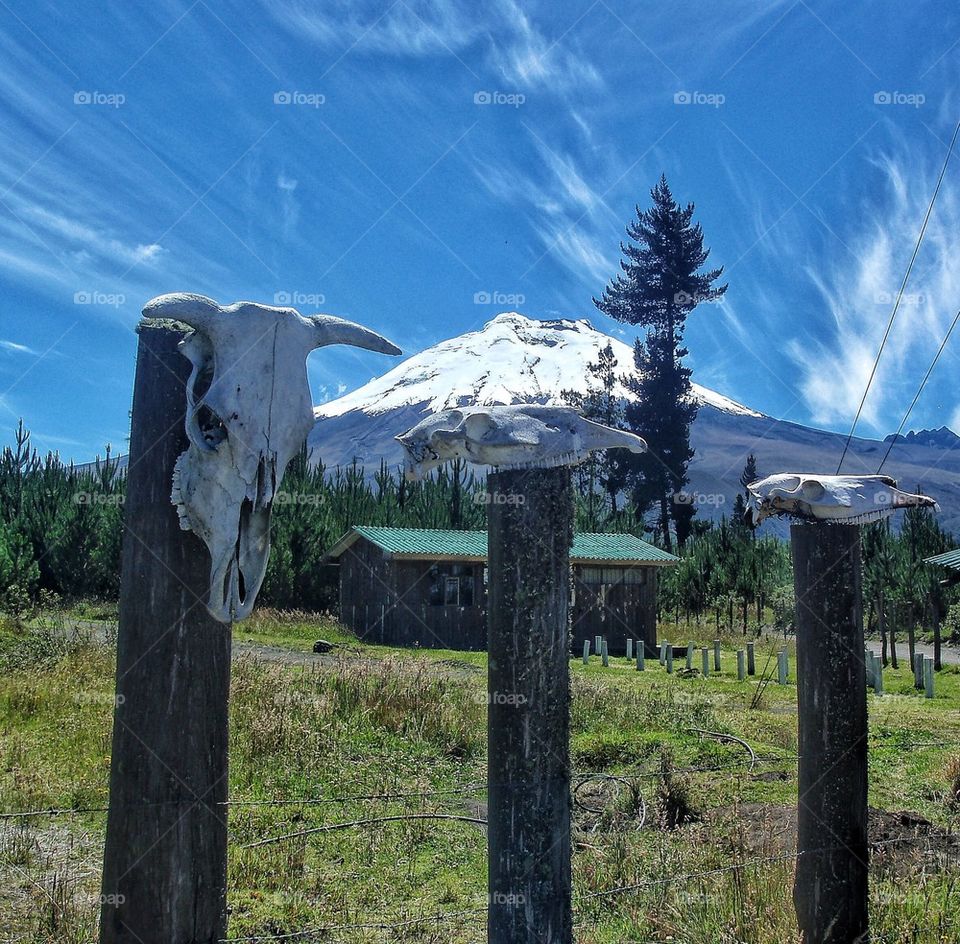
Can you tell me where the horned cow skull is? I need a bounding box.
[142,293,401,623]
[397,405,646,479]
[745,473,937,527]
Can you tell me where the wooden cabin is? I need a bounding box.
[326,526,678,654]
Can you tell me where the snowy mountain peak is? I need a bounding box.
[314,313,762,420]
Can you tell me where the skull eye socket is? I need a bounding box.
[190,363,227,448]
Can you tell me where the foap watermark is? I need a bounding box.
[474,290,525,306]
[74,491,124,506]
[473,90,525,108]
[474,691,529,706]
[487,891,527,906]
[674,290,722,306]
[473,491,525,506]
[674,90,725,108]
[274,491,324,507]
[874,289,926,306]
[274,290,326,307]
[74,90,125,108]
[874,90,925,108]
[74,691,126,706]
[673,491,726,508]
[100,893,126,906]
[274,90,325,108]
[74,290,125,308]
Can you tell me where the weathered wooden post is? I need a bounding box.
[636,645,645,671]
[791,522,868,944]
[924,659,935,699]
[626,637,633,660]
[665,643,674,673]
[686,641,694,669]
[487,466,574,943]
[582,639,590,664]
[100,325,231,944]
[737,649,746,681]
[713,638,721,672]
[397,404,646,944]
[601,637,609,667]
[101,297,400,944]
[745,473,936,944]
[746,640,756,675]
[701,647,710,676]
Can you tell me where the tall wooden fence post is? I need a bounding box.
[100,325,232,944]
[487,467,573,944]
[791,522,868,944]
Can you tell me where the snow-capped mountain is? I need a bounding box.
[309,313,960,533]
[316,312,760,420]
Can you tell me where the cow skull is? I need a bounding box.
[396,405,646,479]
[745,473,937,526]
[142,293,401,623]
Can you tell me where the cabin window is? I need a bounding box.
[428,563,475,606]
[578,566,646,585]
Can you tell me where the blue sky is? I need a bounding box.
[1,0,958,461]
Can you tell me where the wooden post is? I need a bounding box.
[924,660,935,699]
[626,637,633,660]
[874,657,883,696]
[636,645,645,672]
[914,653,924,690]
[659,641,667,665]
[100,326,231,944]
[701,647,710,676]
[934,605,942,672]
[777,650,788,685]
[737,649,746,681]
[665,643,674,673]
[686,642,694,669]
[601,638,609,667]
[487,467,573,944]
[582,639,590,664]
[791,522,868,944]
[713,639,721,672]
[746,640,756,676]
[595,634,602,654]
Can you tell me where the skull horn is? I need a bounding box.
[307,315,401,355]
[142,293,221,331]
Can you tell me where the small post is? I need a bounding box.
[874,658,883,696]
[601,638,609,667]
[737,649,746,681]
[777,650,787,685]
[626,638,633,660]
[914,653,924,690]
[701,647,710,676]
[487,467,573,944]
[100,326,231,944]
[924,660,935,699]
[595,634,602,654]
[713,639,721,672]
[686,642,694,669]
[791,522,867,944]
[582,639,590,665]
[746,641,756,676]
[665,644,674,674]
[659,641,667,665]
[636,645,645,671]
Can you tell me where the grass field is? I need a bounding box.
[2,609,960,942]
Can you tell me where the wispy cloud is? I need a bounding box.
[785,137,960,432]
[0,339,40,356]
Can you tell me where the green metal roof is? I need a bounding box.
[925,548,960,570]
[327,526,678,566]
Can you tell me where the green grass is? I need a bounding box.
[2,610,960,942]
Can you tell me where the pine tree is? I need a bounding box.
[740,453,759,493]
[596,175,726,549]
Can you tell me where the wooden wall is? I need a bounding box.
[337,537,660,654]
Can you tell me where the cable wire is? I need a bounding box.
[837,119,960,473]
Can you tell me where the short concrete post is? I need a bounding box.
[777,649,788,685]
[659,641,667,665]
[737,649,746,681]
[594,634,602,655]
[701,647,710,676]
[874,658,883,696]
[746,641,756,676]
[626,638,633,660]
[601,638,609,667]
[686,642,694,669]
[924,660,935,699]
[582,639,590,665]
[636,645,645,671]
[713,639,721,672]
[665,644,674,674]
[914,653,924,690]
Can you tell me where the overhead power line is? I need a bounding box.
[836,118,960,473]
